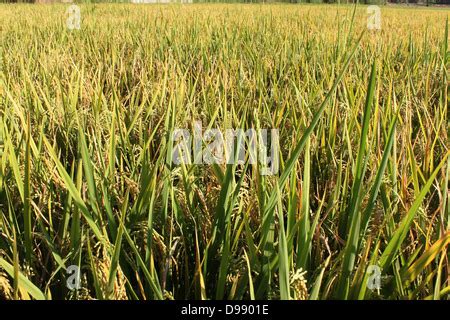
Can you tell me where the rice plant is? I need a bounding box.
[0,3,449,300]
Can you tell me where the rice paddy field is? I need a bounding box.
[0,3,449,300]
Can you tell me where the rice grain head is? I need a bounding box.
[94,248,128,300]
[0,269,12,300]
[290,268,308,300]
